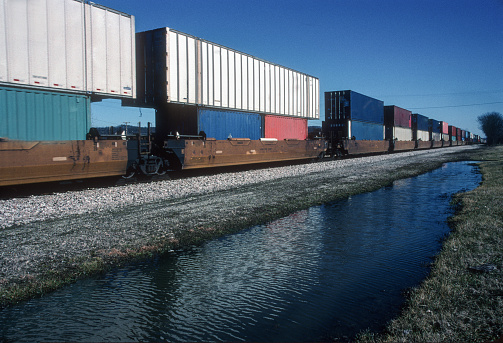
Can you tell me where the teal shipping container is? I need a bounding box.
[0,85,91,141]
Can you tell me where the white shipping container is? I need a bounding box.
[0,0,135,98]
[431,132,442,141]
[416,130,429,141]
[137,28,319,119]
[393,126,413,141]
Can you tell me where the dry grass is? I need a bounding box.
[359,145,503,343]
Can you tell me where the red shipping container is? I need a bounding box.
[384,106,411,128]
[264,115,308,140]
[441,121,449,134]
[449,125,457,141]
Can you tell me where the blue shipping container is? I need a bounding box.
[325,90,384,124]
[198,108,262,140]
[155,104,263,140]
[412,113,429,131]
[429,119,442,133]
[0,85,90,141]
[350,120,384,140]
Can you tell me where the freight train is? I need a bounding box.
[0,0,483,187]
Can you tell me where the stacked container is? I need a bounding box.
[0,85,90,141]
[457,128,462,142]
[0,0,136,98]
[429,119,442,147]
[449,125,457,145]
[324,90,384,140]
[384,106,412,141]
[0,0,136,141]
[429,119,442,140]
[440,121,449,142]
[155,104,262,140]
[412,114,429,141]
[155,104,308,141]
[264,115,308,140]
[136,27,319,141]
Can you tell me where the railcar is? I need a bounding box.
[0,0,481,188]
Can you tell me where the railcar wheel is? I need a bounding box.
[123,164,137,179]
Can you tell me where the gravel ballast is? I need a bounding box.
[0,145,481,306]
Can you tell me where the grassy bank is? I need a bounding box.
[359,145,503,342]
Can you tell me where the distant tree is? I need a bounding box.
[478,112,503,145]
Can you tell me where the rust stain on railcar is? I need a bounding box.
[166,138,326,170]
[416,141,433,150]
[393,141,416,152]
[0,140,128,186]
[343,140,390,155]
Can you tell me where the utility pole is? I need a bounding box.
[124,122,130,135]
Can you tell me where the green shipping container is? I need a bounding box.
[0,85,91,141]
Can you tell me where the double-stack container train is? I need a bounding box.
[0,0,482,187]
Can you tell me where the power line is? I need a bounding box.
[379,90,503,98]
[409,101,503,110]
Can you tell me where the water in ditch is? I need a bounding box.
[0,161,481,342]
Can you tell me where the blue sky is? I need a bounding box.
[91,0,503,137]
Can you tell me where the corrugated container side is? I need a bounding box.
[85,3,135,97]
[0,0,8,84]
[350,120,384,140]
[429,119,442,134]
[416,130,429,141]
[1,0,135,98]
[449,125,457,141]
[0,85,90,141]
[419,115,429,131]
[441,121,449,134]
[326,91,383,124]
[264,115,307,140]
[198,108,262,140]
[384,105,411,128]
[431,132,442,141]
[2,0,85,89]
[137,28,319,119]
[393,126,413,141]
[154,104,262,141]
[412,114,429,131]
[350,91,383,123]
